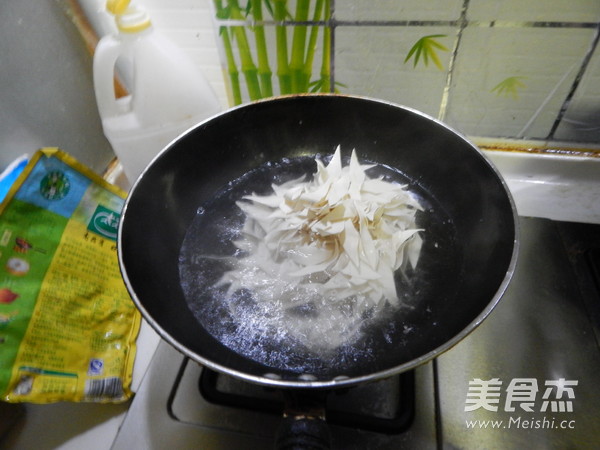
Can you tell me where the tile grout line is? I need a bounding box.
[547,23,600,140]
[212,19,599,30]
[438,0,471,122]
[329,0,336,93]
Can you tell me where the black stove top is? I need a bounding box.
[113,217,600,449]
[198,367,415,434]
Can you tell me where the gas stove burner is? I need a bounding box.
[198,368,415,434]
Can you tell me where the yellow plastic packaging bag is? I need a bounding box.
[0,148,140,403]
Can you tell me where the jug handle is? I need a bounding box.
[93,36,132,119]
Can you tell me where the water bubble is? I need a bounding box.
[298,374,317,381]
[264,372,282,380]
[333,375,350,382]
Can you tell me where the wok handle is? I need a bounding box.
[275,391,331,450]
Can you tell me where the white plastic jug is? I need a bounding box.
[93,0,221,183]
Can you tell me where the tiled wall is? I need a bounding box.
[134,0,600,144]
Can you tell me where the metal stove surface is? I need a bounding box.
[112,218,600,449]
[112,342,436,449]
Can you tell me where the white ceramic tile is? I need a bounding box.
[468,0,600,23]
[129,0,600,145]
[554,44,600,142]
[444,27,596,139]
[335,0,464,22]
[335,26,454,117]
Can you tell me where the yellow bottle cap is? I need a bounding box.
[107,0,129,15]
[106,0,151,33]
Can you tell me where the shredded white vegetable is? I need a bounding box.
[218,146,423,349]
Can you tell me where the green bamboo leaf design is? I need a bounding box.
[214,0,337,101]
[302,0,325,93]
[250,0,273,97]
[491,76,527,99]
[214,1,230,36]
[308,78,346,93]
[404,34,449,70]
[268,0,294,21]
[247,0,284,20]
[263,0,275,17]
[214,1,242,104]
[215,3,230,20]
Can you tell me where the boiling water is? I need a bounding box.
[178,155,458,375]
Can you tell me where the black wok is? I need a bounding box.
[119,94,518,390]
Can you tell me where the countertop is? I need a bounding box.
[1,148,600,449]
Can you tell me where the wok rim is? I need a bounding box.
[118,93,520,389]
